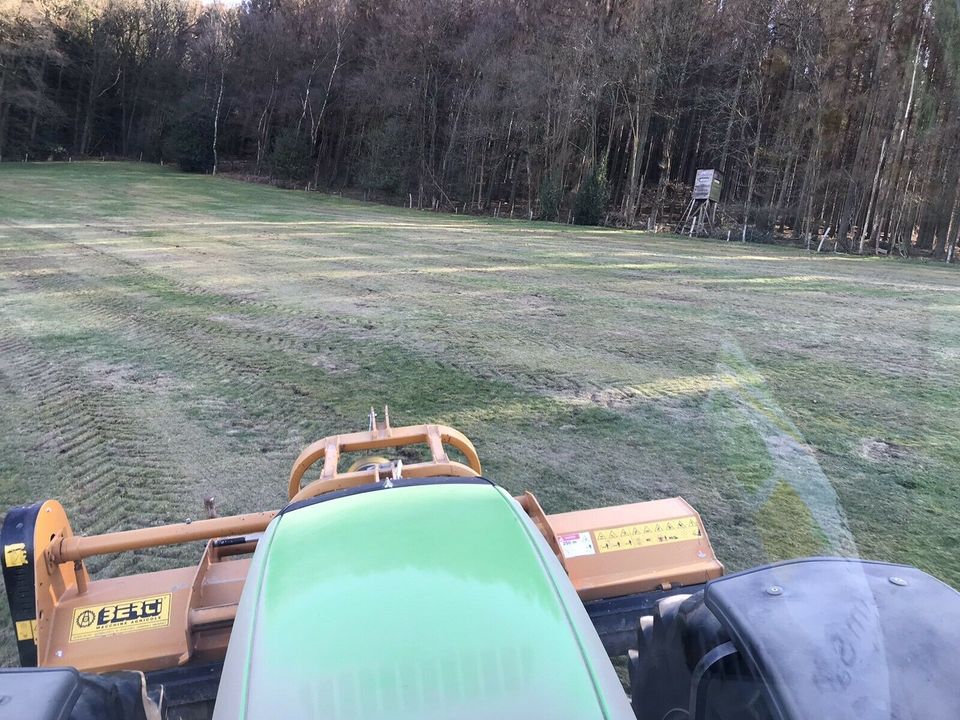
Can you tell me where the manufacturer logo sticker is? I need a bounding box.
[69,593,172,642]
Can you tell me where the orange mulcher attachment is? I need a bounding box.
[2,408,722,675]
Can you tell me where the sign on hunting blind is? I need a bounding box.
[693,169,722,202]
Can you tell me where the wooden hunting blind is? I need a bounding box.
[680,169,723,235]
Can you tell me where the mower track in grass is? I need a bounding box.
[1,162,959,665]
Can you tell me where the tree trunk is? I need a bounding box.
[212,68,224,175]
[860,136,886,254]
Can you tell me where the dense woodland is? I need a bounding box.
[2,0,960,256]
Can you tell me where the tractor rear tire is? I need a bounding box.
[628,592,729,720]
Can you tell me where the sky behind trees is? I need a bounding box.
[2,0,959,257]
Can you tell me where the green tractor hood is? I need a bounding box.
[212,478,633,719]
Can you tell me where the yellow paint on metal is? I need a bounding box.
[69,593,172,642]
[4,543,28,568]
[15,619,36,641]
[592,516,701,553]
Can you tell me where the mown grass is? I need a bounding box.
[1,161,959,663]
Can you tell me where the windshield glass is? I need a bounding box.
[1,0,958,718]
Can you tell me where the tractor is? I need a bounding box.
[2,410,958,719]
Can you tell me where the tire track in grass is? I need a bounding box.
[0,224,221,577]
[64,216,722,423]
[10,217,738,542]
[0,340,181,574]
[15,260,534,529]
[122,221,709,410]
[0,325,195,579]
[1,225,364,514]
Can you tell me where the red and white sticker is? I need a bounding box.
[557,531,596,559]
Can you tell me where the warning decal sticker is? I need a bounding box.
[593,516,702,554]
[557,531,596,559]
[15,619,36,641]
[4,543,28,568]
[70,593,172,642]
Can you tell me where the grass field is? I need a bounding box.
[1,162,959,663]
